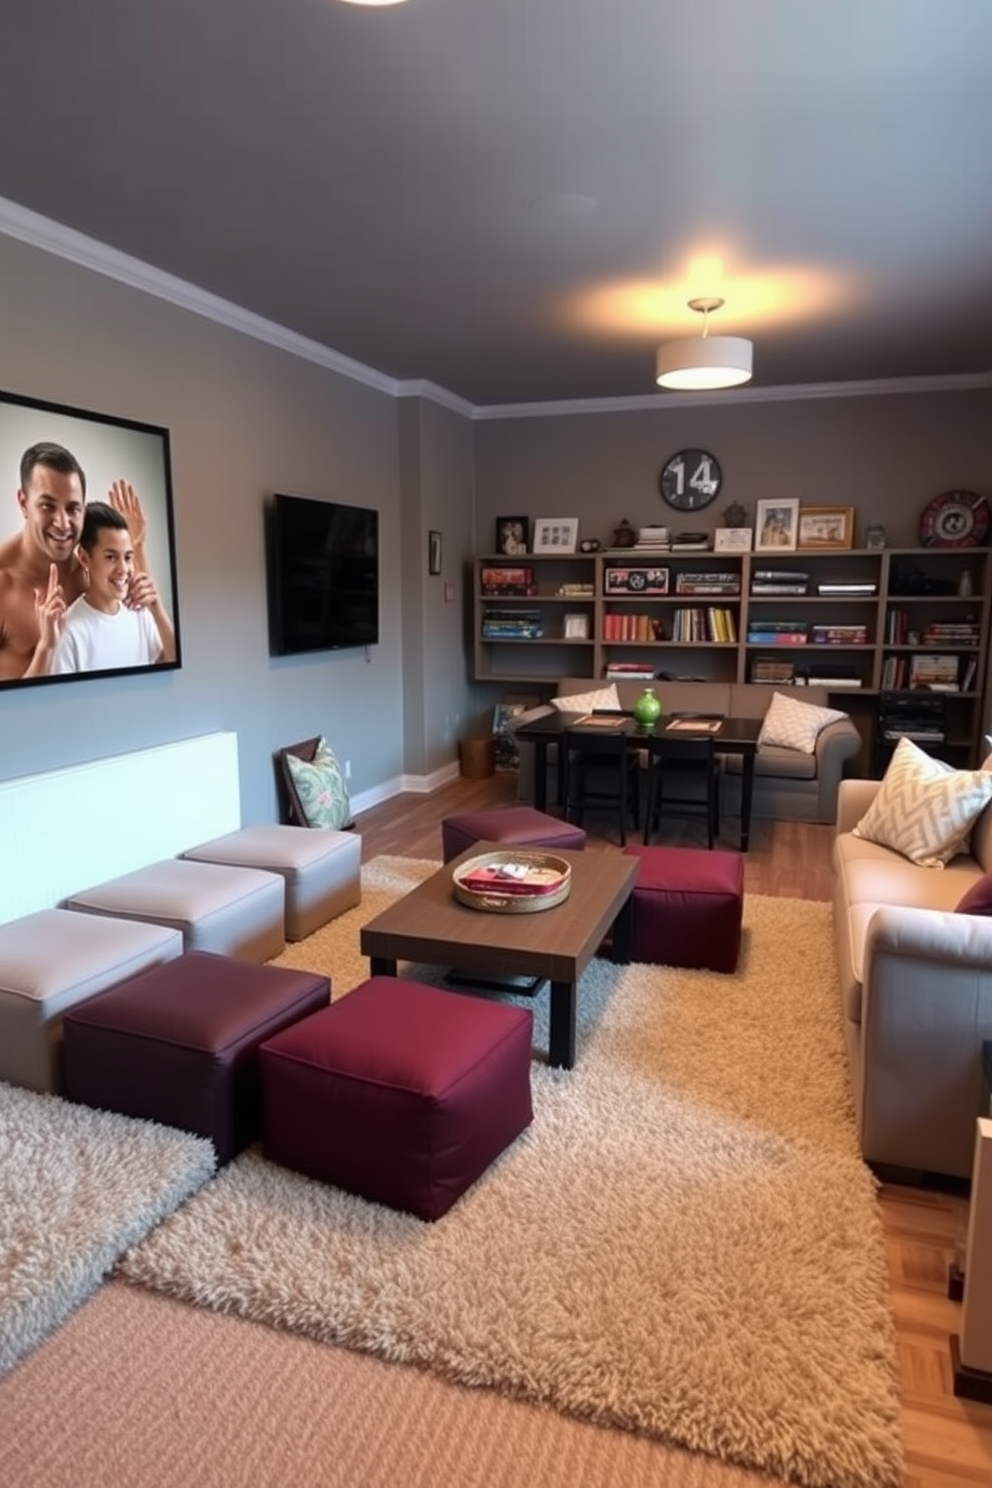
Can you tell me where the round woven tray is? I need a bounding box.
[452,849,572,914]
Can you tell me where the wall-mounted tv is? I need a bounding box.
[266,493,379,655]
[0,387,181,692]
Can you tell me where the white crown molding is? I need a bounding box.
[395,379,477,419]
[0,195,399,398]
[3,195,989,421]
[472,371,992,421]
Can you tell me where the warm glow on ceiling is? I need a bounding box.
[565,255,860,339]
[335,0,409,7]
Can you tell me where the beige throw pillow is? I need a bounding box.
[757,690,848,754]
[551,683,621,715]
[852,736,992,868]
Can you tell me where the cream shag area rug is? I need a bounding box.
[0,1082,215,1375]
[120,857,902,1488]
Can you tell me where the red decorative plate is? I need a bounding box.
[918,490,991,548]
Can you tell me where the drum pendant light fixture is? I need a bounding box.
[656,297,753,391]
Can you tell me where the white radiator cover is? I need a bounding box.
[0,732,241,925]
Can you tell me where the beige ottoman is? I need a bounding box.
[65,859,285,962]
[183,823,361,941]
[0,908,182,1094]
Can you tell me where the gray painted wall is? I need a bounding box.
[0,234,477,822]
[474,390,992,553]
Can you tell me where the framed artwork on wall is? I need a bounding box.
[754,499,800,553]
[495,516,529,555]
[798,505,855,551]
[532,517,579,555]
[0,386,181,693]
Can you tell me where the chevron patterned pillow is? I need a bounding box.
[758,690,848,754]
[853,735,992,868]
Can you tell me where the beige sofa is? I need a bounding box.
[515,680,862,824]
[832,775,992,1179]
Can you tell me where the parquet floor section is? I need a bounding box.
[354,768,992,1485]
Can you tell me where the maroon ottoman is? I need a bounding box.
[441,806,586,863]
[62,951,330,1164]
[260,976,533,1221]
[622,845,744,974]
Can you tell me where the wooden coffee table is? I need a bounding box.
[359,844,638,1069]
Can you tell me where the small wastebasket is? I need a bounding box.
[459,735,496,779]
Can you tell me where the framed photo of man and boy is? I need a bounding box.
[0,386,181,691]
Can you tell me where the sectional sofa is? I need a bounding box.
[833,760,992,1179]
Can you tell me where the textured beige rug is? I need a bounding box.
[0,1080,215,1375]
[120,857,902,1488]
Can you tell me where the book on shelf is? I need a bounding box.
[746,632,809,645]
[817,582,878,595]
[750,583,809,595]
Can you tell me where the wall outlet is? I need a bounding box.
[344,759,352,780]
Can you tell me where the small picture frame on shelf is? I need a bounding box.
[797,505,855,551]
[495,516,529,555]
[714,527,753,553]
[532,517,579,555]
[563,612,590,639]
[754,499,800,553]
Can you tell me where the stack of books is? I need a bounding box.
[633,526,671,552]
[804,664,864,689]
[921,621,981,646]
[671,532,710,552]
[746,620,809,645]
[481,608,543,639]
[605,660,657,681]
[817,581,878,596]
[810,623,868,645]
[674,571,740,596]
[480,566,536,597]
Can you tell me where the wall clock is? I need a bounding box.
[659,449,722,511]
[918,490,991,548]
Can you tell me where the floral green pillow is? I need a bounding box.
[285,737,353,830]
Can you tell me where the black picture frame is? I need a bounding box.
[495,515,529,555]
[428,529,442,575]
[0,387,181,691]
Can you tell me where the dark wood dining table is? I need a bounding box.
[516,711,763,851]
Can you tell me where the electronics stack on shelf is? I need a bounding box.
[875,690,948,774]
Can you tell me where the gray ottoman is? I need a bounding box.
[65,859,285,962]
[182,823,361,941]
[0,908,182,1094]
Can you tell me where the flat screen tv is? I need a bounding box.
[0,387,181,691]
[266,493,379,655]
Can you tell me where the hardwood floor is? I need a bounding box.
[352,769,992,1486]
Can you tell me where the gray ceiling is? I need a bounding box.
[2,0,991,408]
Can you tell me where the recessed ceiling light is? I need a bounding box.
[531,192,598,219]
[336,1,409,7]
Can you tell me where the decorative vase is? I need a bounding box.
[633,686,662,728]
